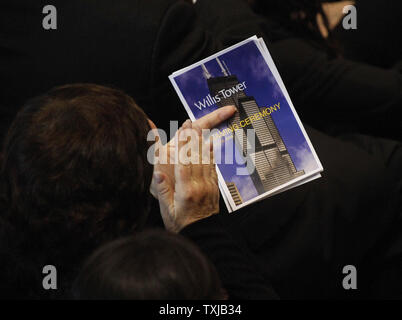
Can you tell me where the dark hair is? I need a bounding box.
[253,0,341,57]
[73,230,225,300]
[0,84,153,298]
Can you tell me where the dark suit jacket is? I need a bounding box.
[1,0,401,299]
[2,0,401,139]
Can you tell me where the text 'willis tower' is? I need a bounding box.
[202,58,304,197]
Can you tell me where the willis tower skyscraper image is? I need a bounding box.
[202,58,305,196]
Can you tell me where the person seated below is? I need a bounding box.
[0,83,272,299]
[1,82,401,299]
[73,229,226,300]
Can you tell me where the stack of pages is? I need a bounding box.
[169,36,323,212]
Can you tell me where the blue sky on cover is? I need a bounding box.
[173,41,318,202]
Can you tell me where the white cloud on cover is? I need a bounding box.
[247,55,282,99]
[229,174,258,202]
[289,142,318,173]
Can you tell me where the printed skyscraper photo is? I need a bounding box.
[203,58,305,195]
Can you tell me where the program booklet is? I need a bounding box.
[169,36,323,212]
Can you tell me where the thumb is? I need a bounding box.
[153,171,177,232]
[152,171,173,211]
[153,171,169,196]
[150,169,167,198]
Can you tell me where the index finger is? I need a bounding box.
[193,105,236,130]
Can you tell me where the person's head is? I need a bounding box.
[73,229,225,300]
[0,84,153,290]
[253,0,340,56]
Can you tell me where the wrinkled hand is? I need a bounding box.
[153,123,219,232]
[150,105,236,198]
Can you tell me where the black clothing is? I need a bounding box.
[1,0,401,140]
[335,0,402,69]
[179,127,402,299]
[181,216,278,300]
[194,1,402,140]
[1,0,401,299]
[220,128,402,299]
[0,211,275,300]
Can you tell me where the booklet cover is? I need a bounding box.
[169,36,323,212]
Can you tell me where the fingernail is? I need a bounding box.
[153,172,164,184]
[182,119,192,129]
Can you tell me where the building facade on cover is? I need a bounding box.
[226,182,243,205]
[203,58,304,195]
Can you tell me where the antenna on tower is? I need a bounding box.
[222,60,231,75]
[216,57,228,77]
[201,64,212,79]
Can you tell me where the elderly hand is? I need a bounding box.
[150,105,236,199]
[153,122,219,232]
